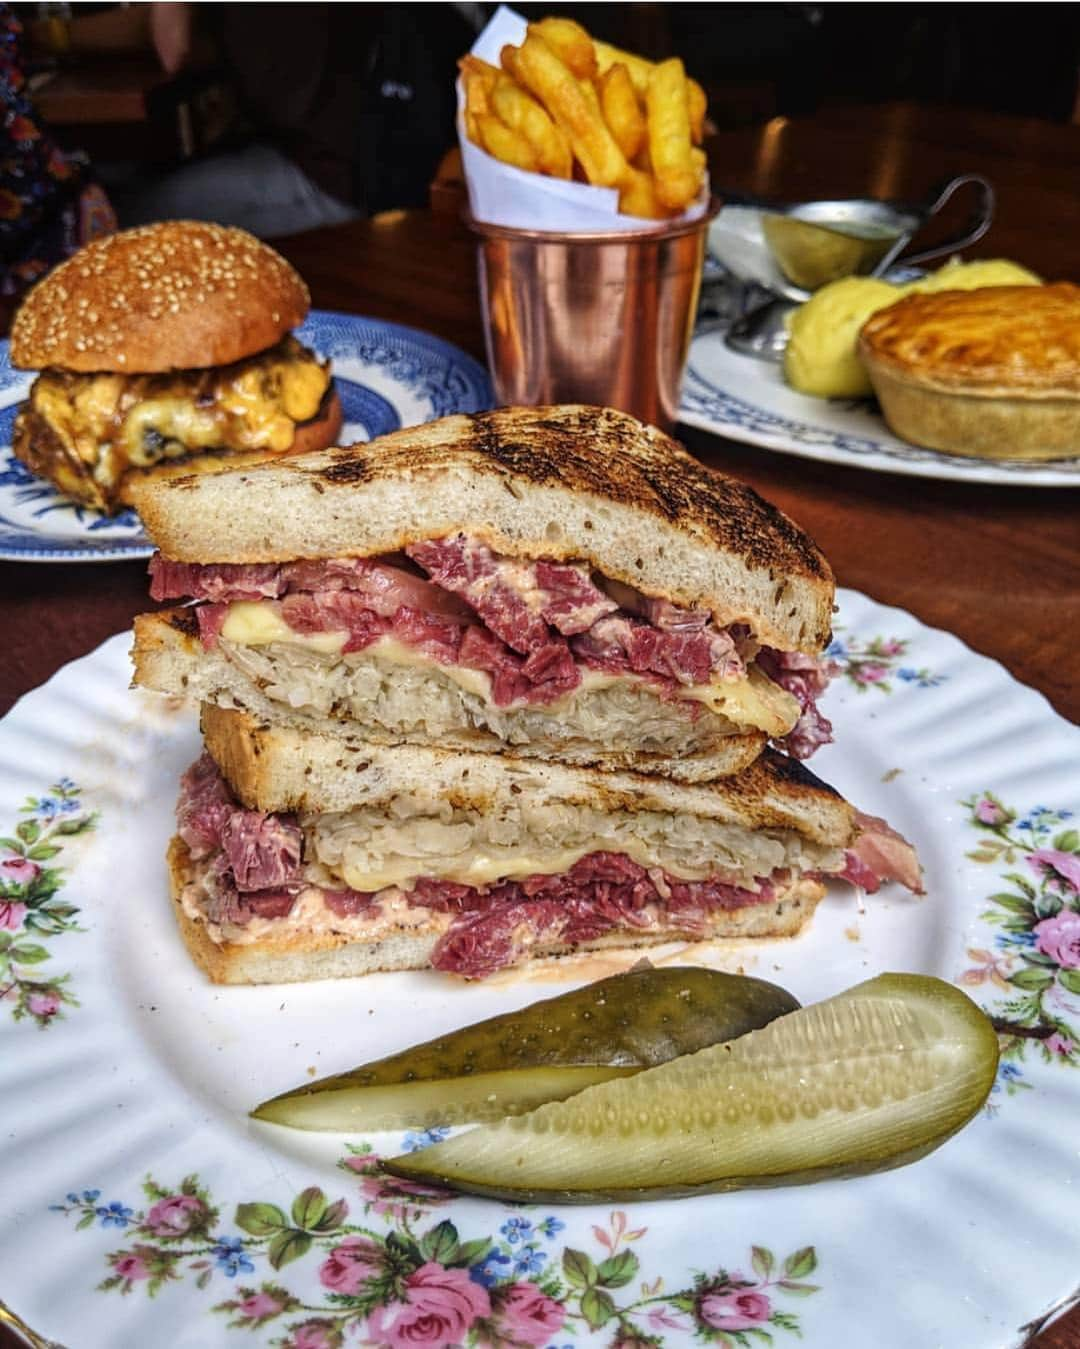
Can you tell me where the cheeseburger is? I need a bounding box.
[9,220,342,513]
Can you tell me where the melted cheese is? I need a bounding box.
[217,599,799,735]
[683,667,800,736]
[370,636,495,700]
[329,835,738,893]
[30,336,331,486]
[336,846,595,893]
[221,601,346,655]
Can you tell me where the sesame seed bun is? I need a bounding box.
[9,221,310,374]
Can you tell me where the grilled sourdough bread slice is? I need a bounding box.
[127,404,834,655]
[131,406,837,774]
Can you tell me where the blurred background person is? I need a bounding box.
[110,3,482,236]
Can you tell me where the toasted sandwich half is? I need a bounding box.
[169,705,922,985]
[132,405,837,781]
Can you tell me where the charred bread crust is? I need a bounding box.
[199,703,853,845]
[129,405,835,653]
[167,836,828,986]
[10,221,309,373]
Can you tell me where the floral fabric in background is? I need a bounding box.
[0,4,115,300]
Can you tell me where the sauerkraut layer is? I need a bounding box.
[221,638,741,757]
[306,792,844,894]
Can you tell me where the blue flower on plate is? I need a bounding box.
[990,1062,1025,1096]
[500,1215,533,1245]
[95,1201,133,1228]
[469,1249,512,1288]
[33,794,80,819]
[1018,807,1072,833]
[995,930,1036,951]
[51,1189,101,1212]
[401,1126,451,1153]
[212,1235,255,1277]
[826,638,849,660]
[512,1244,547,1278]
[897,667,947,688]
[536,1216,565,1239]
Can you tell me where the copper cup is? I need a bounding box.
[469,200,721,434]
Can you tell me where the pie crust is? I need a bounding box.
[858,283,1080,460]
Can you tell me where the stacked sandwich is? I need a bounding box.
[130,404,921,984]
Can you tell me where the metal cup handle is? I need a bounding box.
[898,173,996,269]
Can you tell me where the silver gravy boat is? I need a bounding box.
[710,173,995,361]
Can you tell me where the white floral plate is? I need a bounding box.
[1,591,1078,1349]
[680,325,1080,487]
[0,311,493,562]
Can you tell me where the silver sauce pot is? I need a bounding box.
[715,173,995,361]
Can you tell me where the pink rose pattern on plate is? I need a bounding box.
[52,1150,819,1345]
[0,778,96,1028]
[961,794,1080,1103]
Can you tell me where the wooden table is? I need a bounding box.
[1,104,1078,1349]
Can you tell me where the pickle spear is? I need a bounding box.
[384,973,999,1202]
[252,967,799,1131]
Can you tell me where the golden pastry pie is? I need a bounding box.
[858,282,1080,461]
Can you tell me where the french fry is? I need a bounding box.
[499,43,522,81]
[599,62,646,161]
[460,55,498,143]
[618,166,670,220]
[596,41,707,145]
[594,39,654,95]
[492,75,572,178]
[514,33,628,188]
[460,53,500,94]
[461,19,706,213]
[530,16,597,79]
[477,114,539,173]
[646,57,699,211]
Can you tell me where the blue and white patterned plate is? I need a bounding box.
[0,311,493,563]
[680,322,1080,487]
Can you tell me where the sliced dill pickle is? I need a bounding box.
[252,967,799,1131]
[384,973,999,1202]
